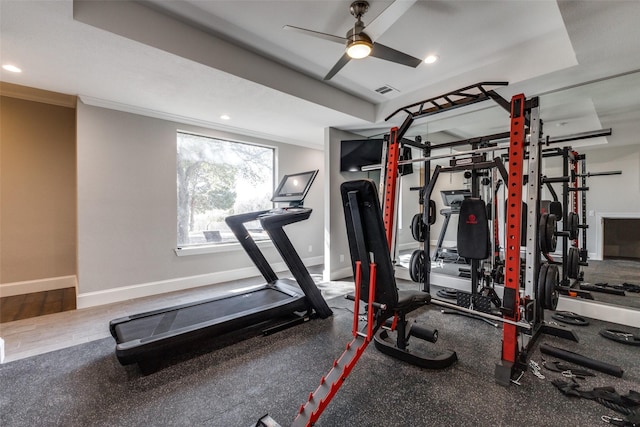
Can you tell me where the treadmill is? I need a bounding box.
[109,170,332,370]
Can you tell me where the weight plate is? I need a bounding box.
[537,262,549,306]
[552,311,589,326]
[436,289,457,300]
[547,214,557,253]
[599,329,640,346]
[409,249,425,283]
[568,247,580,279]
[568,212,579,240]
[538,213,557,254]
[545,264,560,310]
[538,214,548,253]
[411,213,424,242]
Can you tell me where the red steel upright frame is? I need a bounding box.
[382,127,401,246]
[499,94,525,370]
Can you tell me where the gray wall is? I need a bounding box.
[541,143,640,259]
[324,127,360,280]
[77,101,324,297]
[74,100,640,303]
[323,132,424,280]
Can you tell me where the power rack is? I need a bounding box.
[380,84,586,384]
[252,82,615,427]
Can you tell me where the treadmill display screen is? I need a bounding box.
[272,170,318,205]
[441,189,471,208]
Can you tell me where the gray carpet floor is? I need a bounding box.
[1,291,639,427]
[580,259,640,309]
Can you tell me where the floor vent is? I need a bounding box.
[374,85,398,95]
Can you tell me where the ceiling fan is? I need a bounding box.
[284,1,422,80]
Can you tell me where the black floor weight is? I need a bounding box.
[545,264,560,310]
[567,247,580,279]
[538,213,557,254]
[411,213,425,242]
[409,249,425,283]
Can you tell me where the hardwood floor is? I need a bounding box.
[0,277,269,363]
[0,288,76,323]
[0,268,355,364]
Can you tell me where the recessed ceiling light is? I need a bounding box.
[424,55,438,64]
[2,64,22,73]
[220,114,230,120]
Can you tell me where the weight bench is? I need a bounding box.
[252,179,457,427]
[342,179,458,369]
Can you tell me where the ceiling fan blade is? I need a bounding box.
[370,43,422,68]
[364,0,417,39]
[324,53,351,80]
[283,25,346,45]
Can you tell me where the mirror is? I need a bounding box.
[394,71,640,312]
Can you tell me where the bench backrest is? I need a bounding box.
[340,180,399,308]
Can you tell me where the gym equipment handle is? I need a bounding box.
[410,325,438,343]
[542,176,571,183]
[539,343,624,378]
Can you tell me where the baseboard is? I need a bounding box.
[0,275,77,298]
[429,239,456,248]
[77,256,323,309]
[556,297,640,328]
[329,266,353,281]
[397,242,419,252]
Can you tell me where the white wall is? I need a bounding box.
[76,101,324,306]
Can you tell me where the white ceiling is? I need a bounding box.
[2,0,640,150]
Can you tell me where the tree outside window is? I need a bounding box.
[177,132,274,246]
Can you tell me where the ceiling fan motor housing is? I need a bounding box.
[350,1,370,19]
[346,22,371,44]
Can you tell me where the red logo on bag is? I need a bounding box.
[466,214,477,224]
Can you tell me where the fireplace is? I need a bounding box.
[603,218,640,260]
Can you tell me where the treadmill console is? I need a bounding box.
[263,207,308,215]
[271,170,318,207]
[259,169,318,224]
[259,207,312,227]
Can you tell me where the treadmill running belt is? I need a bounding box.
[114,287,295,344]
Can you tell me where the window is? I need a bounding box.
[177,132,274,247]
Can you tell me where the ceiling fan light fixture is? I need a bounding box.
[346,31,373,59]
[347,40,372,59]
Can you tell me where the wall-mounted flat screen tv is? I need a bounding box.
[340,138,414,176]
[340,139,383,172]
